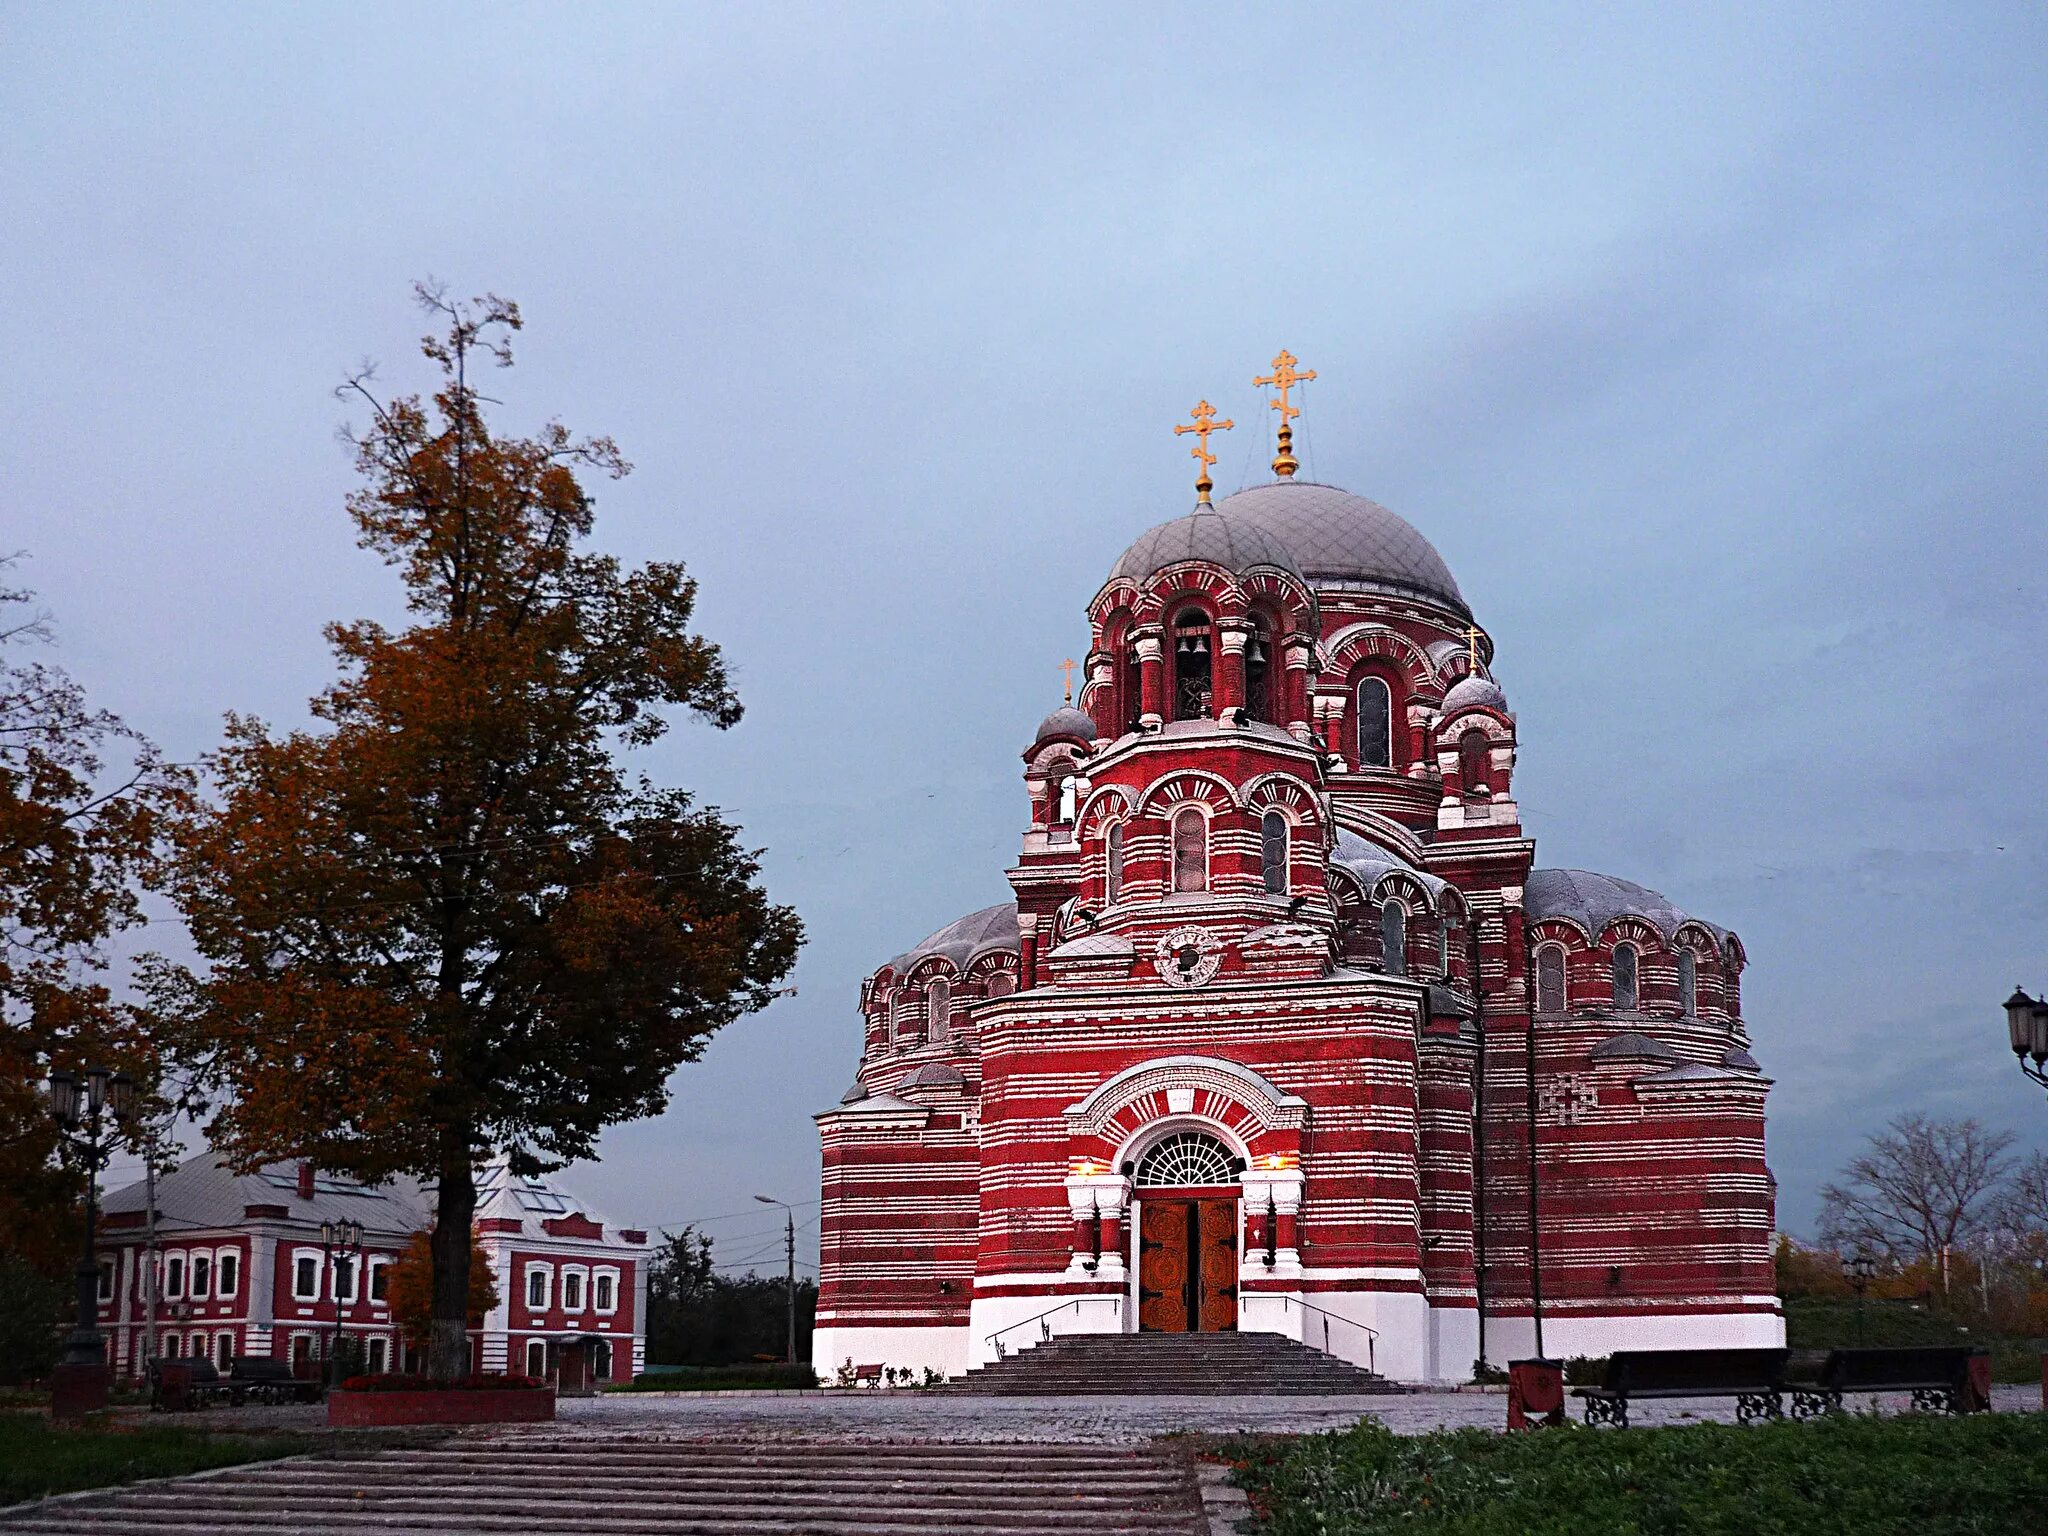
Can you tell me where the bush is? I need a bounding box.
[1223,1412,2048,1535]
[336,1372,541,1393]
[610,1363,818,1392]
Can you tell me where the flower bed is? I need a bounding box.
[327,1372,554,1427]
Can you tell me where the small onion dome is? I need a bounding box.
[1108,509,1302,587]
[1034,706,1097,747]
[1442,671,1507,715]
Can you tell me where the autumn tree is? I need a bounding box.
[157,286,803,1377]
[0,562,188,1279]
[1817,1114,2016,1292]
[386,1229,498,1350]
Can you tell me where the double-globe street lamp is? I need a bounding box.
[320,1219,365,1386]
[2003,988,2048,1092]
[44,1066,138,1414]
[1840,1250,1878,1346]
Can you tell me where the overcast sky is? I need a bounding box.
[6,4,2045,1273]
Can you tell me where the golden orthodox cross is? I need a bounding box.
[1254,350,1316,478]
[1175,400,1234,503]
[1466,624,1482,672]
[1060,657,1077,705]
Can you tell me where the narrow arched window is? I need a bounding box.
[1536,944,1566,1014]
[925,978,951,1042]
[1612,944,1639,1011]
[1172,807,1207,893]
[1437,919,1452,977]
[1357,677,1393,768]
[1380,901,1407,976]
[1105,820,1125,903]
[1055,775,1079,825]
[1172,610,1213,721]
[1459,729,1491,795]
[1678,950,1697,1017]
[1261,811,1288,895]
[985,971,1015,999]
[1245,619,1274,722]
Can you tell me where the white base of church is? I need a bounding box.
[1477,1301,1786,1366]
[812,1324,971,1385]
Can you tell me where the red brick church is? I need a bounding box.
[814,357,1780,1384]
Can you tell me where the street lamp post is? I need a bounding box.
[1842,1250,1877,1347]
[44,1066,137,1417]
[319,1219,363,1387]
[2002,988,2048,1094]
[754,1195,796,1366]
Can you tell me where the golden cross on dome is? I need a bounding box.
[1466,624,1482,672]
[1174,400,1234,504]
[1255,349,1317,478]
[1060,657,1077,705]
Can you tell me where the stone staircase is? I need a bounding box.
[0,1438,1202,1535]
[942,1330,1403,1396]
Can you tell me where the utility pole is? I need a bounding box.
[142,1143,160,1370]
[755,1195,798,1365]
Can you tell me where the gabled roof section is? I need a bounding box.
[102,1152,428,1237]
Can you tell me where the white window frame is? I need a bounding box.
[525,1338,546,1378]
[214,1248,239,1300]
[1260,810,1289,897]
[190,1252,212,1301]
[215,1333,233,1371]
[593,1266,620,1315]
[524,1262,553,1312]
[367,1256,390,1304]
[291,1251,320,1302]
[164,1252,187,1301]
[97,1258,115,1302]
[367,1335,389,1375]
[560,1265,588,1314]
[333,1252,360,1305]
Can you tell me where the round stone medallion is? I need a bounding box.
[1154,926,1225,988]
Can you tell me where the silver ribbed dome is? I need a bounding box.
[1109,509,1302,586]
[1216,482,1467,616]
[1442,673,1507,715]
[1034,706,1097,746]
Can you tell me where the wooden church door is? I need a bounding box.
[1138,1198,1238,1333]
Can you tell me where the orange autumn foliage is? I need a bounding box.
[386,1229,498,1347]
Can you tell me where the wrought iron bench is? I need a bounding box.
[1572,1348,1789,1427]
[1788,1347,1991,1417]
[227,1355,324,1404]
[147,1357,232,1411]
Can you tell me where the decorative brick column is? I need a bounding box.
[1215,623,1249,718]
[1064,1171,1132,1277]
[1134,628,1165,726]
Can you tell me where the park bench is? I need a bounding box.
[1788,1347,1991,1417]
[853,1362,885,1388]
[147,1357,232,1411]
[1573,1348,1789,1427]
[227,1355,324,1405]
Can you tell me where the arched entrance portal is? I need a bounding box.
[1132,1132,1239,1334]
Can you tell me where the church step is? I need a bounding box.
[0,1441,1199,1536]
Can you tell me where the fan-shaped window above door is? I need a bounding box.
[1133,1131,1236,1188]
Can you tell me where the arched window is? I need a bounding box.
[1172,807,1207,893]
[1437,919,1452,977]
[1678,949,1697,1017]
[1055,774,1079,825]
[985,971,1015,999]
[925,977,951,1043]
[1105,820,1125,904]
[1133,1132,1236,1188]
[1612,944,1639,1011]
[1380,901,1407,976]
[1356,677,1393,768]
[1245,618,1274,722]
[1459,729,1491,796]
[1536,944,1567,1014]
[1260,811,1289,895]
[1172,609,1212,721]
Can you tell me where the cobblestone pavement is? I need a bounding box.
[151,1383,2040,1444]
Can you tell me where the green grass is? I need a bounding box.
[1222,1412,2048,1536]
[0,1416,316,1507]
[1784,1297,2045,1383]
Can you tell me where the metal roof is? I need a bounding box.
[1525,868,1730,943]
[1108,509,1302,586]
[1216,481,1468,616]
[1034,706,1098,746]
[884,901,1020,974]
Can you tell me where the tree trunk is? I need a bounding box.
[428,1134,477,1380]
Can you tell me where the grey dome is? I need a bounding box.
[901,1063,968,1090]
[1034,706,1097,746]
[1217,482,1468,616]
[1442,673,1507,715]
[1589,1031,1682,1065]
[1109,509,1302,586]
[884,902,1019,973]
[1526,869,1730,943]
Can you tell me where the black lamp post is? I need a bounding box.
[319,1218,363,1386]
[45,1066,137,1414]
[2003,988,2048,1093]
[1842,1250,1877,1347]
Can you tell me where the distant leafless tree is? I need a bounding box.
[1988,1150,2048,1254]
[1817,1114,2015,1285]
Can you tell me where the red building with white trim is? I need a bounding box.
[815,415,1780,1384]
[97,1152,648,1387]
